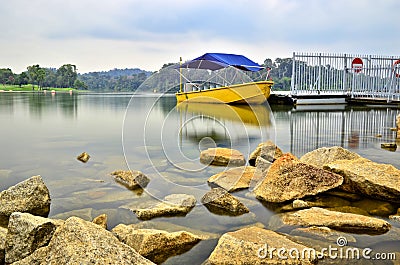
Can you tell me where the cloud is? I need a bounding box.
[0,0,399,73]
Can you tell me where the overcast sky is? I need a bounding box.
[1,0,399,73]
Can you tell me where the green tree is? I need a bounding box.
[0,68,14,86]
[27,64,41,89]
[73,79,88,90]
[57,64,77,88]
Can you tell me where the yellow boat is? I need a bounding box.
[176,53,273,105]
[176,80,273,104]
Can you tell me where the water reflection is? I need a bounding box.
[176,102,274,149]
[272,105,400,166]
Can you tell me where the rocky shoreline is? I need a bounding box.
[0,144,399,264]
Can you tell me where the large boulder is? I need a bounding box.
[200,148,246,167]
[13,216,154,265]
[207,166,260,192]
[112,225,201,264]
[254,154,343,203]
[132,194,196,220]
[300,146,360,168]
[248,140,284,166]
[0,175,51,225]
[269,207,391,234]
[5,212,63,264]
[324,158,400,203]
[207,226,318,264]
[201,188,249,216]
[111,170,150,190]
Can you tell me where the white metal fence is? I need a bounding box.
[291,52,400,102]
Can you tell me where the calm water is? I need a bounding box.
[0,92,399,263]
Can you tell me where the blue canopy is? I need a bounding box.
[180,53,263,72]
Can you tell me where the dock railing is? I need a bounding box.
[291,52,400,102]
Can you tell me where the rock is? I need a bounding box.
[269,207,390,234]
[207,226,318,264]
[0,226,6,264]
[92,213,107,229]
[324,158,400,203]
[248,140,284,166]
[0,175,51,225]
[389,214,400,223]
[300,146,360,168]
[132,194,196,220]
[381,143,397,151]
[77,152,90,163]
[352,198,396,216]
[290,226,357,244]
[13,216,154,265]
[207,166,260,192]
[5,212,63,264]
[200,148,246,167]
[111,170,150,190]
[254,153,343,203]
[254,156,272,176]
[201,188,249,216]
[112,225,201,264]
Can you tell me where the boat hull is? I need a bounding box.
[175,81,273,104]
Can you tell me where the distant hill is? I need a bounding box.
[78,68,154,91]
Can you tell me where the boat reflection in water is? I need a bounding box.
[176,102,274,150]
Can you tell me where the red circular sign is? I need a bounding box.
[352,57,363,73]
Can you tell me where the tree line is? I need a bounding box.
[0,64,84,90]
[0,57,293,91]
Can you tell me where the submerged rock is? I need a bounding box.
[129,220,219,240]
[0,175,51,225]
[352,198,396,216]
[254,153,343,203]
[5,212,63,264]
[76,152,90,163]
[200,148,246,167]
[207,166,260,192]
[112,225,201,264]
[269,207,391,234]
[132,194,196,220]
[290,226,357,244]
[13,216,154,265]
[248,140,284,166]
[300,146,360,168]
[111,170,150,190]
[281,196,351,211]
[324,158,400,203]
[207,226,318,264]
[201,188,249,216]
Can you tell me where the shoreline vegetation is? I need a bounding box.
[0,58,292,93]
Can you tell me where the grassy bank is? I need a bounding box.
[0,84,77,92]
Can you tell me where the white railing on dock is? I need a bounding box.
[291,52,400,102]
